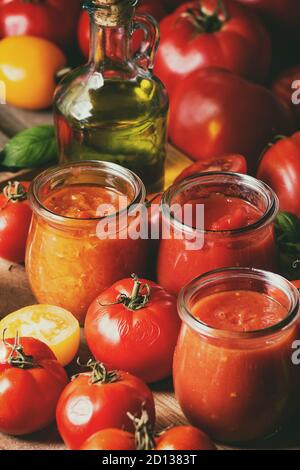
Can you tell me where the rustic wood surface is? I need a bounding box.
[0,105,300,450]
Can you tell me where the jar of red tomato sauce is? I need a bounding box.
[174,268,300,443]
[26,161,148,324]
[157,172,279,295]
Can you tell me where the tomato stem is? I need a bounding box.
[76,358,119,385]
[3,181,27,204]
[122,274,151,311]
[98,274,151,311]
[2,330,39,370]
[127,408,156,451]
[182,0,230,34]
[129,275,150,308]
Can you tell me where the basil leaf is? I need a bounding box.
[2,125,58,168]
[275,211,300,243]
[275,211,300,278]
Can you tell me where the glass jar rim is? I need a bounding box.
[28,160,146,225]
[161,172,279,235]
[178,267,300,341]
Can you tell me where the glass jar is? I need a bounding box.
[174,268,300,443]
[53,0,169,193]
[26,161,148,325]
[157,172,279,295]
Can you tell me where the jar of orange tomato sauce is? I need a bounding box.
[174,268,300,443]
[157,172,279,296]
[26,161,148,324]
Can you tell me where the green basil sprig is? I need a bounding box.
[275,211,300,279]
[0,125,58,168]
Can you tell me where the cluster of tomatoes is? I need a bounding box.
[0,0,168,110]
[0,1,299,207]
[0,0,298,129]
[0,0,81,109]
[172,130,300,220]
[151,0,300,177]
[0,272,216,451]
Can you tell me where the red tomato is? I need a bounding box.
[85,275,180,383]
[80,429,136,450]
[156,426,216,450]
[77,10,89,59]
[169,68,293,173]
[272,66,300,128]
[154,0,271,97]
[0,181,32,263]
[0,0,82,49]
[174,155,247,184]
[56,361,155,450]
[137,0,167,20]
[0,336,57,371]
[235,0,300,38]
[0,335,68,435]
[78,1,167,59]
[257,132,300,217]
[80,423,216,451]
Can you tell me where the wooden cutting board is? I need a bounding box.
[0,106,300,450]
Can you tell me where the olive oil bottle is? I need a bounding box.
[54,0,169,193]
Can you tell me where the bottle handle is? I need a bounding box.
[132,13,160,71]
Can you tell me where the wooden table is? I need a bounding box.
[0,106,299,450]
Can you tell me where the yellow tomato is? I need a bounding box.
[0,36,66,110]
[0,305,80,366]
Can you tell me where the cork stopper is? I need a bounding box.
[86,0,138,27]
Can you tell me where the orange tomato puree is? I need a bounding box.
[43,185,125,218]
[26,184,147,325]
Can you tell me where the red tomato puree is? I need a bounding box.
[174,289,300,442]
[158,193,277,295]
[194,290,287,332]
[196,193,262,231]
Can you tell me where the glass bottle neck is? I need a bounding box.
[89,15,132,66]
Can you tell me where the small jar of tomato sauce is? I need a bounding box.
[157,172,279,295]
[174,268,300,443]
[26,161,148,324]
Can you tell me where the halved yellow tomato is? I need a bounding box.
[0,305,80,366]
